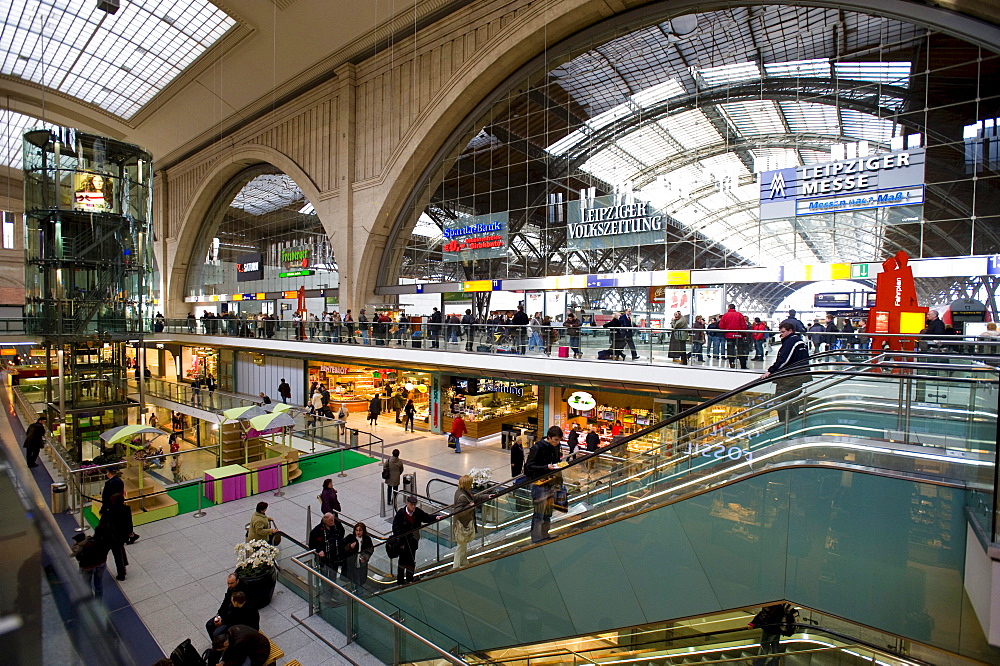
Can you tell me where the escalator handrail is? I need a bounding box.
[378,360,998,552]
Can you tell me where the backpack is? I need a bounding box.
[170,638,206,666]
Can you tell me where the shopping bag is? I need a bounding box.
[447,434,457,448]
[553,485,569,512]
[558,346,570,358]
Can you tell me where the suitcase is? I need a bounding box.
[476,344,493,353]
[558,346,570,358]
[597,349,612,360]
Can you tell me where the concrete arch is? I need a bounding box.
[164,144,331,317]
[357,0,1000,300]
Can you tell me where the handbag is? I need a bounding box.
[381,465,390,480]
[385,536,400,558]
[553,484,569,513]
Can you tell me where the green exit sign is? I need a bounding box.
[851,263,871,279]
[279,270,315,278]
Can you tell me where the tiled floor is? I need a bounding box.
[112,409,513,663]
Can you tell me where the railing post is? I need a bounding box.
[345,596,354,644]
[193,480,206,518]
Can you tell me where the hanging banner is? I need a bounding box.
[566,191,665,250]
[442,211,509,262]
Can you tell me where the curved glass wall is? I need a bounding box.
[22,127,153,336]
[184,165,337,303]
[383,6,1000,296]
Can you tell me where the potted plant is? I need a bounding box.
[234,539,280,608]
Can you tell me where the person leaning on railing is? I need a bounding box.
[761,322,810,424]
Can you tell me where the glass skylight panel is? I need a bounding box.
[0,109,56,169]
[230,175,305,216]
[834,62,911,87]
[630,79,685,109]
[614,125,678,167]
[579,146,640,185]
[764,59,831,78]
[751,147,800,173]
[840,109,898,144]
[0,0,236,119]
[413,213,442,238]
[659,109,721,151]
[694,61,761,88]
[778,101,841,135]
[720,100,785,136]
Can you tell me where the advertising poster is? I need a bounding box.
[525,291,544,315]
[442,211,509,262]
[662,288,691,316]
[236,252,264,282]
[73,172,113,213]
[545,291,566,320]
[694,287,725,318]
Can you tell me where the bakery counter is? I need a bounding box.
[444,410,537,441]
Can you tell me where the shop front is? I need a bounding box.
[444,377,540,441]
[181,346,219,382]
[306,362,433,429]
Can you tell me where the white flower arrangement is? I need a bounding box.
[234,539,279,578]
[469,467,493,490]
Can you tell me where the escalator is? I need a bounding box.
[286,353,999,664]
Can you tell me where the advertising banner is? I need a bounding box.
[693,287,725,318]
[566,192,666,250]
[760,148,926,220]
[236,252,264,282]
[442,211,509,262]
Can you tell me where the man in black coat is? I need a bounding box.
[99,493,132,580]
[206,573,248,639]
[23,414,46,467]
[309,512,346,579]
[618,309,639,360]
[391,496,439,585]
[462,309,475,351]
[524,426,564,543]
[762,322,810,424]
[512,305,530,354]
[428,307,443,348]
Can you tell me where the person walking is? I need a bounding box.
[100,467,125,512]
[585,424,601,476]
[391,496,439,585]
[668,311,689,364]
[309,512,346,579]
[690,315,706,362]
[452,475,477,569]
[344,309,356,343]
[246,501,277,543]
[510,435,525,478]
[524,426,564,543]
[384,449,404,505]
[319,478,341,514]
[367,394,381,426]
[783,309,807,333]
[564,312,582,358]
[751,317,769,361]
[619,309,640,360]
[402,399,416,432]
[23,414,46,468]
[71,532,109,598]
[450,413,467,453]
[277,378,292,404]
[190,376,202,407]
[341,522,374,592]
[528,312,542,351]
[428,307,443,348]
[99,493,132,580]
[719,304,749,369]
[512,305,530,354]
[566,423,581,461]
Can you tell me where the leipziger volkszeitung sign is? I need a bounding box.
[566,192,666,251]
[759,148,926,221]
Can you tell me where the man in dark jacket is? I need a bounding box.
[23,414,46,467]
[618,309,639,360]
[512,305,530,354]
[217,591,259,634]
[462,309,475,351]
[100,467,124,512]
[428,308,443,348]
[762,323,810,424]
[206,573,248,639]
[309,512,346,579]
[99,493,133,580]
[783,309,807,333]
[212,624,271,666]
[277,379,292,404]
[71,532,109,598]
[524,426,564,543]
[391,496,439,585]
[748,603,796,665]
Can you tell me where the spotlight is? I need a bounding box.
[97,0,120,15]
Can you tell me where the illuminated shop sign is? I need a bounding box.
[279,270,315,278]
[236,252,264,282]
[567,188,665,250]
[760,147,926,220]
[281,247,310,270]
[443,212,509,262]
[477,380,525,397]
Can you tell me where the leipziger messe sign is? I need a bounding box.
[759,147,926,220]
